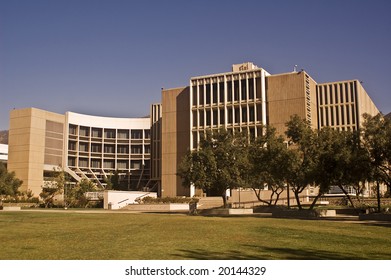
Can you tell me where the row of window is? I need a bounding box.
[69,125,150,139]
[68,157,150,170]
[318,82,357,106]
[191,78,263,106]
[192,104,263,127]
[68,141,150,154]
[319,104,357,127]
[192,126,263,149]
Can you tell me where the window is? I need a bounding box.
[249,106,255,122]
[104,160,115,169]
[104,144,115,154]
[105,129,116,139]
[79,158,88,168]
[79,142,89,152]
[199,85,204,105]
[131,145,142,154]
[219,109,225,125]
[242,107,247,122]
[234,81,239,101]
[68,141,76,151]
[205,84,211,105]
[80,126,89,137]
[131,130,143,139]
[69,124,77,135]
[117,160,128,170]
[256,104,262,123]
[227,82,232,102]
[118,145,129,154]
[144,130,150,139]
[219,82,224,103]
[199,110,204,127]
[228,108,233,124]
[68,157,76,166]
[212,83,218,104]
[192,86,197,106]
[131,160,142,169]
[234,108,240,123]
[192,111,198,127]
[91,159,101,168]
[92,128,102,138]
[206,110,211,126]
[256,78,262,99]
[118,130,129,139]
[346,105,350,125]
[213,110,218,126]
[91,143,102,153]
[144,145,151,154]
[241,79,247,100]
[318,87,323,105]
[248,78,254,100]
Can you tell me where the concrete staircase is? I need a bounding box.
[197,197,224,209]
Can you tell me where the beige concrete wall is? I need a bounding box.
[266,72,313,136]
[356,81,380,125]
[161,87,190,197]
[8,108,65,196]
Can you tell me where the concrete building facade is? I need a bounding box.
[160,62,380,197]
[8,108,153,196]
[7,62,380,199]
[0,144,8,164]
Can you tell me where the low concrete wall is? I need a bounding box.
[271,208,336,218]
[121,203,189,212]
[272,209,317,219]
[202,208,253,216]
[1,206,21,211]
[316,209,336,217]
[359,213,391,221]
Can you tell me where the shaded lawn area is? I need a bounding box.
[0,211,390,260]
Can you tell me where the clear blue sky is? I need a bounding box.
[1,0,390,130]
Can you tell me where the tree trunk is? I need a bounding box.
[294,190,302,210]
[377,181,381,213]
[222,193,228,208]
[309,193,321,210]
[251,187,271,206]
[338,184,359,213]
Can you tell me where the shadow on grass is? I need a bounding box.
[172,244,391,260]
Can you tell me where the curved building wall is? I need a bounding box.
[65,112,151,190]
[8,108,152,197]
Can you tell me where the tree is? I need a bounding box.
[0,162,23,202]
[361,113,391,211]
[66,178,99,207]
[178,129,247,208]
[246,126,290,206]
[104,170,120,190]
[285,115,318,210]
[39,166,68,208]
[309,128,353,209]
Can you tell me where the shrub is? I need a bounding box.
[141,196,199,204]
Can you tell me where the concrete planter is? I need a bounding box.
[272,208,336,218]
[203,208,253,216]
[315,209,336,217]
[359,213,391,221]
[121,203,189,212]
[1,206,21,211]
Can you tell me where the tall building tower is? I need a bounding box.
[159,62,380,198]
[190,62,269,149]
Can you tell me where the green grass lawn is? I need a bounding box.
[1,211,391,260]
